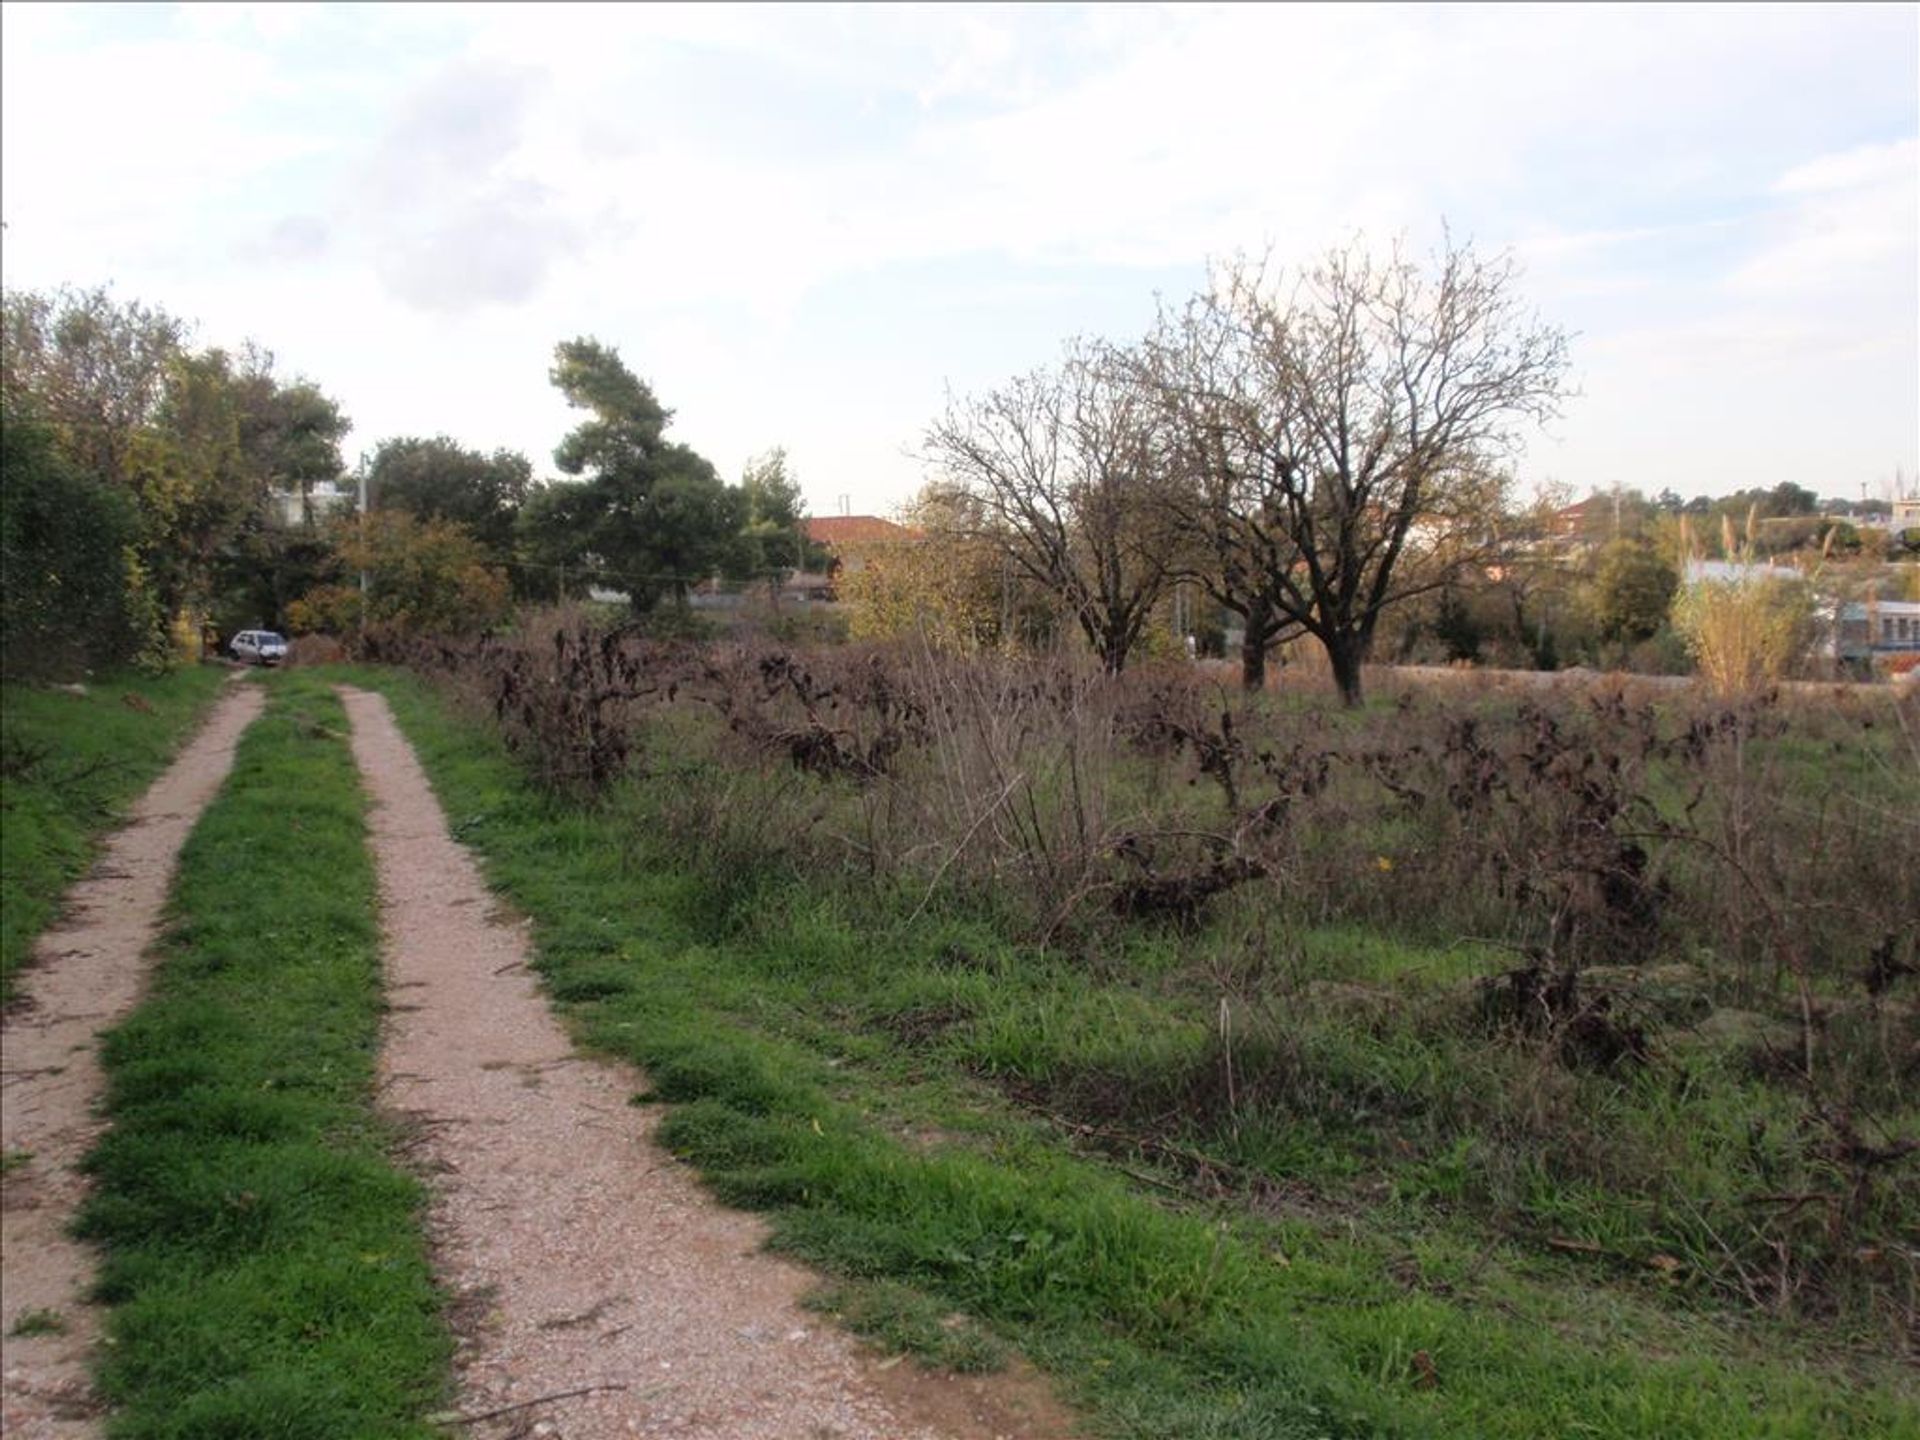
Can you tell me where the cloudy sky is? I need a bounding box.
[3,2,1914,515]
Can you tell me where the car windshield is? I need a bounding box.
[260,633,286,646]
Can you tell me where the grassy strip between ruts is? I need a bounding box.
[1,664,228,1002]
[76,672,449,1440]
[358,664,1917,1440]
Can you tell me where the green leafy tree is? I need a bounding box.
[366,435,532,562]
[1433,584,1483,662]
[547,339,744,611]
[2,286,190,658]
[0,405,141,677]
[203,352,349,632]
[1591,538,1678,643]
[211,521,336,636]
[137,349,268,619]
[734,447,828,593]
[288,511,509,641]
[512,481,596,602]
[1,285,186,491]
[3,291,349,648]
[239,369,349,520]
[1764,482,1819,518]
[1703,482,1820,535]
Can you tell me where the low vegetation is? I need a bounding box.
[78,674,448,1439]
[0,665,226,1001]
[359,620,1920,1438]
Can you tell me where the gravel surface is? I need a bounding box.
[1,680,264,1440]
[339,686,1077,1440]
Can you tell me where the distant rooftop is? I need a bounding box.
[805,515,918,546]
[1683,558,1802,584]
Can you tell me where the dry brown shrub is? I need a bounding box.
[285,634,348,667]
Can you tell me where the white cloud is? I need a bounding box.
[1732,138,1919,300]
[349,60,582,311]
[1774,136,1919,195]
[3,2,1913,511]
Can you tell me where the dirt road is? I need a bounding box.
[339,685,1074,1440]
[0,681,264,1439]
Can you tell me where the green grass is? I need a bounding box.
[356,664,1918,1440]
[10,1307,68,1337]
[77,672,450,1440]
[803,1278,1011,1374]
[1,665,228,1001]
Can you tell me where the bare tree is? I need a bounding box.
[1145,236,1572,703]
[924,339,1182,674]
[1136,297,1303,689]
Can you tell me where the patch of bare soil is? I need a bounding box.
[0,680,265,1439]
[337,687,1078,1440]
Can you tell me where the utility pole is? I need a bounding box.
[356,453,369,641]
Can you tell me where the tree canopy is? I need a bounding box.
[1,286,349,666]
[1592,538,1679,643]
[1140,237,1571,702]
[288,510,510,642]
[925,338,1183,674]
[368,435,532,565]
[544,338,744,611]
[0,404,143,676]
[737,447,826,583]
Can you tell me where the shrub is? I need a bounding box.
[287,511,508,645]
[1,408,144,678]
[1592,539,1678,643]
[1672,572,1811,695]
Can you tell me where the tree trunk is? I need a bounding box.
[1240,629,1268,692]
[1240,595,1271,692]
[1326,630,1365,707]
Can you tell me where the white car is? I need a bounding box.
[230,630,289,667]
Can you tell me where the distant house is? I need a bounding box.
[685,568,837,610]
[1829,599,1920,662]
[804,515,921,598]
[806,515,918,557]
[268,482,354,529]
[1548,495,1608,539]
[781,569,838,604]
[1893,496,1920,532]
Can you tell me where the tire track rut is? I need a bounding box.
[1,680,265,1439]
[339,685,1075,1440]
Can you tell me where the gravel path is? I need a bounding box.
[0,680,265,1439]
[339,686,1076,1440]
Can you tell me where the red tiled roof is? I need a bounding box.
[805,516,917,546]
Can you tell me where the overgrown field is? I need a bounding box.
[360,621,1918,1439]
[80,673,449,1438]
[0,665,227,1001]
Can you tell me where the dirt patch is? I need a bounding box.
[338,686,1079,1440]
[0,680,264,1439]
[858,1351,1080,1440]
